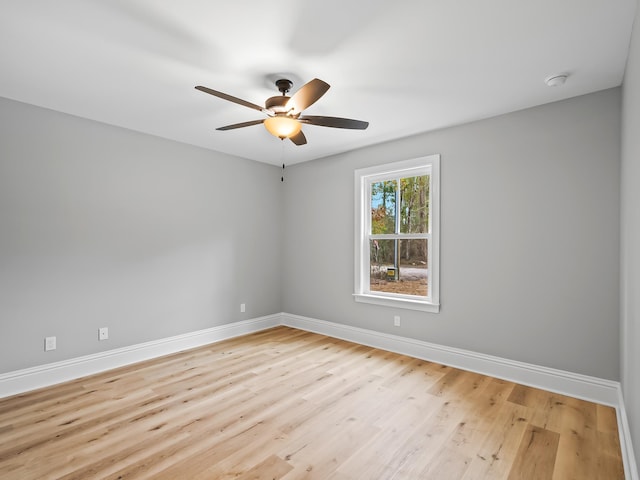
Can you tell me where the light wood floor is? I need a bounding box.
[0,326,624,479]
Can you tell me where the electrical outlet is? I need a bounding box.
[45,336,56,351]
[240,303,246,313]
[98,327,109,341]
[393,315,401,327]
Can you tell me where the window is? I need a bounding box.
[354,155,440,312]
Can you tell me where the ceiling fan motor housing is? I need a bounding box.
[265,95,291,113]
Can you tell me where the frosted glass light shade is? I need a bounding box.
[264,115,302,138]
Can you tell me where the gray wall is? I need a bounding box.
[622,0,640,467]
[0,97,283,373]
[282,88,621,381]
[0,82,624,391]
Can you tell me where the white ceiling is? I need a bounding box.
[0,1,636,166]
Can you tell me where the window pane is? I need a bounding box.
[400,175,429,234]
[370,239,428,297]
[370,180,397,234]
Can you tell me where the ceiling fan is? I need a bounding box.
[195,78,369,146]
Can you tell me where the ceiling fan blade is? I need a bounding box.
[287,78,330,113]
[299,115,369,130]
[289,130,307,146]
[216,119,265,131]
[195,86,268,114]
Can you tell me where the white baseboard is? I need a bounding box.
[281,312,638,479]
[281,313,619,405]
[1,311,636,479]
[4,312,619,404]
[618,386,639,480]
[0,314,280,399]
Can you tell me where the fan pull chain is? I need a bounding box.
[281,138,285,182]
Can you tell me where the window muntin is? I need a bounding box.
[354,155,440,312]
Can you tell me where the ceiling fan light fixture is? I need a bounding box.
[264,115,302,139]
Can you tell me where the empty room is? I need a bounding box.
[1,1,639,479]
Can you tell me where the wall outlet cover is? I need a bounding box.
[98,327,109,341]
[45,336,56,351]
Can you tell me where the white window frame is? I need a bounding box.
[354,155,440,313]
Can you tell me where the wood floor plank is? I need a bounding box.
[551,397,598,479]
[234,454,293,480]
[596,430,626,479]
[366,395,468,478]
[335,393,446,479]
[420,445,472,479]
[0,326,625,479]
[507,424,560,480]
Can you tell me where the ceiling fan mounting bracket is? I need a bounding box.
[275,79,293,95]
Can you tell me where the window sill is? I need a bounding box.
[353,293,440,313]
